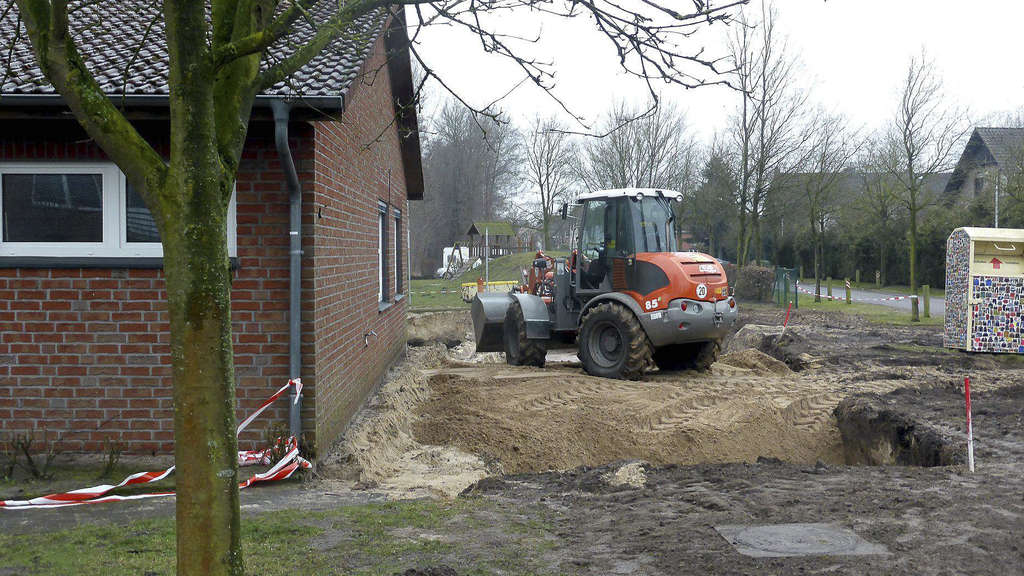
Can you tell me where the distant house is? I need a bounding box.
[465,221,523,258]
[945,127,1024,202]
[0,4,422,454]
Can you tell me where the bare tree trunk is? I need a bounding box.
[163,185,240,575]
[909,206,919,292]
[164,2,242,571]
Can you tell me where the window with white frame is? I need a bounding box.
[0,162,236,258]
[394,208,402,296]
[378,201,388,303]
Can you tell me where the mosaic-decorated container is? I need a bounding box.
[944,227,1024,353]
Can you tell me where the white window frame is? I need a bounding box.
[0,162,236,258]
[378,202,388,303]
[393,208,401,295]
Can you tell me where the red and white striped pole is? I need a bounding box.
[964,376,975,473]
[781,301,793,335]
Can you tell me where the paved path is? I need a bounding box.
[799,286,945,317]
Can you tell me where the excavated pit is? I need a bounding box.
[833,395,961,467]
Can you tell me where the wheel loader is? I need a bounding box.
[472,188,738,380]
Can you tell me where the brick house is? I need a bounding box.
[0,4,422,454]
[945,127,1024,204]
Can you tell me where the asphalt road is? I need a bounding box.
[800,286,946,317]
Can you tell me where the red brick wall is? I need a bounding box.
[310,31,410,448]
[0,120,315,453]
[0,66,413,454]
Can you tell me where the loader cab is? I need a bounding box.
[575,189,679,294]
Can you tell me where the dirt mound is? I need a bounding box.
[603,461,647,488]
[407,311,470,348]
[719,348,792,375]
[414,367,840,474]
[318,344,489,498]
[725,323,783,353]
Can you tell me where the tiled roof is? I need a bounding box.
[0,1,385,101]
[945,127,1024,193]
[974,127,1024,168]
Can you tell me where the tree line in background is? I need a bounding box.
[412,3,1024,292]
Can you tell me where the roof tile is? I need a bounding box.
[0,0,385,101]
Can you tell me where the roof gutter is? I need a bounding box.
[271,99,304,441]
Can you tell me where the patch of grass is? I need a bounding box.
[410,251,568,311]
[0,509,329,576]
[1,498,564,576]
[792,297,944,326]
[804,279,946,299]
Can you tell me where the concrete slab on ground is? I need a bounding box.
[716,523,889,558]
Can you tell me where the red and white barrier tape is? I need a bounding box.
[796,285,914,302]
[1,379,310,510]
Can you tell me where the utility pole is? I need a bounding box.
[995,169,1000,228]
[485,226,490,286]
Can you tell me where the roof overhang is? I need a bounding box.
[384,10,424,201]
[957,227,1024,242]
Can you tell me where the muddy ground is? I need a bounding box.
[321,304,1024,574]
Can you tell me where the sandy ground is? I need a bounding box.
[313,305,1024,574]
[322,306,1020,491]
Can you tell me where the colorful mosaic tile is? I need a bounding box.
[970,275,1024,353]
[944,229,971,349]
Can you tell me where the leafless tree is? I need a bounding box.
[882,50,968,292]
[524,115,576,250]
[857,136,903,286]
[411,102,520,274]
[575,101,698,192]
[798,110,860,300]
[727,0,809,266]
[2,0,745,573]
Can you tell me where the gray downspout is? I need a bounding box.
[271,100,303,440]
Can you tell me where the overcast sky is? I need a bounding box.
[410,1,1024,142]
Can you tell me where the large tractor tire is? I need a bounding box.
[504,299,547,367]
[578,302,652,380]
[691,340,721,371]
[653,340,721,372]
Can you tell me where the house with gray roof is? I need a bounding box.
[0,2,422,454]
[945,127,1024,203]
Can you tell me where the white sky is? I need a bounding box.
[409,1,1024,142]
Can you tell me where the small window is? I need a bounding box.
[125,183,161,243]
[394,209,402,295]
[378,202,388,303]
[0,162,236,259]
[2,173,104,242]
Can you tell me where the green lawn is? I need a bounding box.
[759,296,943,326]
[1,498,559,576]
[798,279,945,299]
[410,251,567,311]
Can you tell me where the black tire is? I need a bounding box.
[653,340,721,372]
[504,299,546,367]
[578,302,652,380]
[692,340,721,371]
[652,344,692,371]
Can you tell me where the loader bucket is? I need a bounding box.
[471,292,513,353]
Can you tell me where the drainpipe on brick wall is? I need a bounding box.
[271,100,303,440]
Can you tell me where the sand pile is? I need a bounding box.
[318,344,489,498]
[719,348,792,375]
[413,363,841,474]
